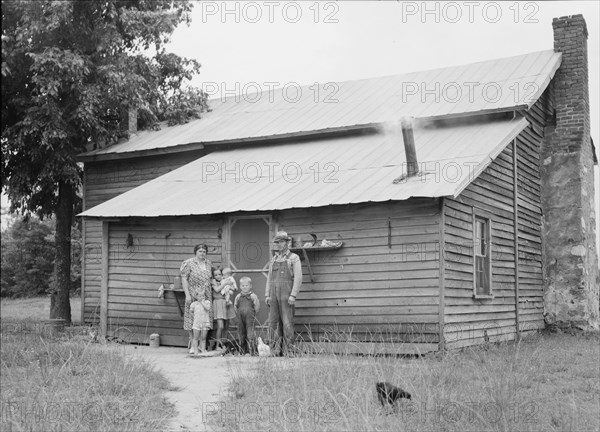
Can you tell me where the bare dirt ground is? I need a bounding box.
[124,345,257,432]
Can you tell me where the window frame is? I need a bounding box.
[472,210,493,299]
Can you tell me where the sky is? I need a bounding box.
[2,1,599,247]
[166,0,599,254]
[168,1,599,142]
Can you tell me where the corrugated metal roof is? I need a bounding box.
[79,117,529,218]
[80,50,559,158]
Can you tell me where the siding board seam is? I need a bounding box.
[101,222,109,336]
[513,138,521,340]
[439,198,446,351]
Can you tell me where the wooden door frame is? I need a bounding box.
[224,214,274,328]
[224,213,274,268]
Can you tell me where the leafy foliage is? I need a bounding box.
[0,215,82,298]
[1,1,207,320]
[1,1,207,217]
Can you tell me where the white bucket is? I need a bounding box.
[149,333,160,348]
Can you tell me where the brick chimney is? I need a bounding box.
[541,15,599,330]
[120,104,138,139]
[401,117,419,177]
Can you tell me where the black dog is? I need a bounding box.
[376,381,412,406]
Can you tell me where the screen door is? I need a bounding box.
[228,216,271,325]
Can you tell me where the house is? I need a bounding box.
[78,15,598,352]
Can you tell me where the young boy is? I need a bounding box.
[220,267,238,305]
[234,277,260,355]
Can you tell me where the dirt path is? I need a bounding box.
[124,345,256,432]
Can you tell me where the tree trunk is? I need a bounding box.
[50,181,73,324]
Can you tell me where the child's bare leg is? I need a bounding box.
[200,329,208,352]
[215,319,225,348]
[192,329,200,355]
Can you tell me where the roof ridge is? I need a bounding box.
[207,49,556,103]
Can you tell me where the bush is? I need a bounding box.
[0,216,81,298]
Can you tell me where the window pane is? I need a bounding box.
[474,217,491,295]
[478,220,486,255]
[482,256,490,294]
[476,256,484,294]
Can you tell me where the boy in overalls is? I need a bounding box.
[265,231,302,356]
[234,276,260,355]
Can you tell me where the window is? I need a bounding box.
[473,215,492,297]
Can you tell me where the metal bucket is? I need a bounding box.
[149,333,160,348]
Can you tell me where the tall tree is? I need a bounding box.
[2,1,207,323]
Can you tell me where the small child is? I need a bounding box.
[210,267,236,351]
[189,298,211,354]
[220,267,238,305]
[234,277,260,355]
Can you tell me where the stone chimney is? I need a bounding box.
[541,15,599,330]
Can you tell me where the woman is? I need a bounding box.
[180,244,213,354]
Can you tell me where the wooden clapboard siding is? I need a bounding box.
[444,143,518,349]
[84,151,205,208]
[100,200,441,348]
[81,151,205,324]
[516,91,550,333]
[277,199,441,345]
[105,216,222,346]
[82,218,102,323]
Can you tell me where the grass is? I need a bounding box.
[213,331,600,432]
[0,296,81,323]
[0,299,175,432]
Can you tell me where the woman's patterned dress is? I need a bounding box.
[180,258,213,330]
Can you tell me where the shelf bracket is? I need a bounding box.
[163,288,186,317]
[301,248,315,283]
[290,243,343,284]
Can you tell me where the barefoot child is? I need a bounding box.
[234,277,260,355]
[189,297,211,354]
[211,267,236,350]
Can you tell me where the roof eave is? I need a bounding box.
[77,141,206,163]
[77,109,526,163]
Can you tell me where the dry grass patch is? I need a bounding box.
[211,331,599,432]
[0,319,175,431]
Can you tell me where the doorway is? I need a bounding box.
[227,215,272,325]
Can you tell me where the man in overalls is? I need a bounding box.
[266,231,302,356]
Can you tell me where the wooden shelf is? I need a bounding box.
[290,245,343,253]
[289,242,343,283]
[162,287,186,317]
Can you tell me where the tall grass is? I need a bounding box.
[0,319,175,431]
[211,331,599,432]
